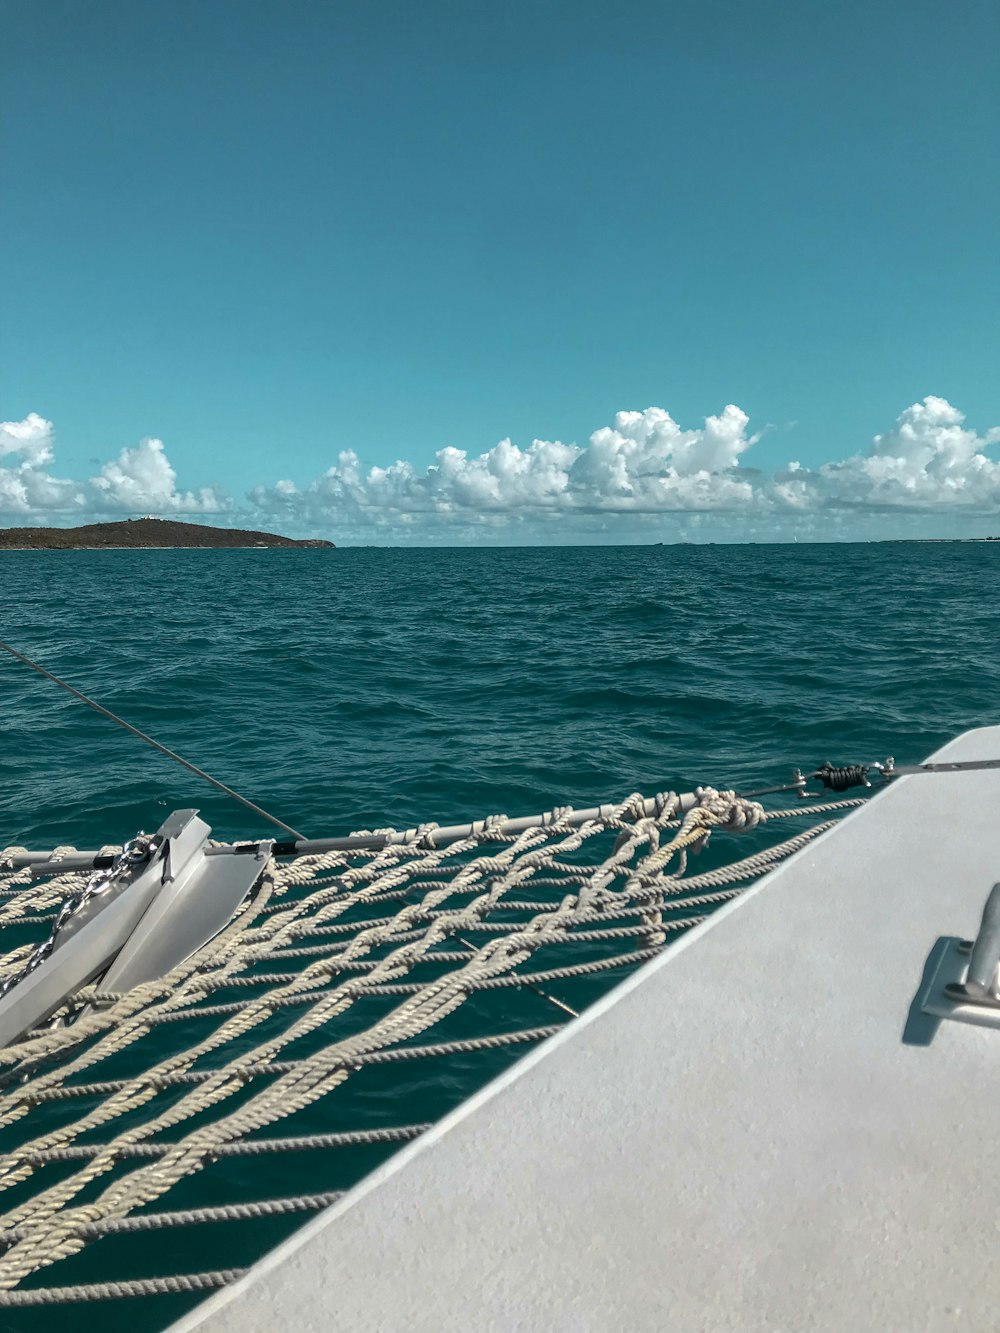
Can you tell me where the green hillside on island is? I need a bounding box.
[0,518,334,550]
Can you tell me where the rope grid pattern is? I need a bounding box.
[0,787,863,1307]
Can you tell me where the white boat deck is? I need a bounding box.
[178,726,1000,1332]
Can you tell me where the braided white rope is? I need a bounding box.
[0,786,859,1297]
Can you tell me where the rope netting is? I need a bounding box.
[0,786,865,1316]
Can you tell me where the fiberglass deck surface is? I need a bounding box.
[179,727,1000,1333]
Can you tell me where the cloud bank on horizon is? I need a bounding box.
[0,417,227,518]
[3,397,1000,543]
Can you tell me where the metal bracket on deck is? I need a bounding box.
[918,883,1000,1030]
[0,810,270,1048]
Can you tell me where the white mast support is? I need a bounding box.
[0,810,270,1049]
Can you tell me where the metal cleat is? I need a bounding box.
[917,882,1000,1030]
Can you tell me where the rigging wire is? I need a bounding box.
[0,640,305,839]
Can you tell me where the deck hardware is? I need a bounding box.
[792,769,820,800]
[918,884,1000,1030]
[0,810,270,1048]
[943,882,1000,1008]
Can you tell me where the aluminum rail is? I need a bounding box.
[30,752,979,873]
[257,791,706,858]
[885,758,1000,778]
[962,881,1000,998]
[3,791,706,873]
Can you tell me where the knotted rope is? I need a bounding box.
[0,784,861,1303]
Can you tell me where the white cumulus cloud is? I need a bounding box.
[0,417,229,518]
[0,412,55,465]
[3,396,1000,541]
[778,397,1000,512]
[90,438,228,514]
[250,404,764,531]
[0,414,84,513]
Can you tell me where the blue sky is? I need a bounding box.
[2,0,998,542]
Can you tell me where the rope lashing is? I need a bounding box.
[693,788,764,833]
[814,762,872,793]
[0,1269,245,1306]
[0,1192,348,1249]
[17,1122,432,1164]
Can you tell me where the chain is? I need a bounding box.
[0,835,159,1002]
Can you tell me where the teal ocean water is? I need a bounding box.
[0,541,997,1327]
[4,542,997,851]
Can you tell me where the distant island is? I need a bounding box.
[0,518,335,550]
